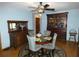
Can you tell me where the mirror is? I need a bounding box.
[10,23,16,30]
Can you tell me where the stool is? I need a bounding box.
[69,32,77,43]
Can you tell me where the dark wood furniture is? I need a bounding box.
[47,12,68,40]
[7,20,28,48]
[35,17,40,34]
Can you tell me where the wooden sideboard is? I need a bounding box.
[47,12,68,40]
[7,20,28,48]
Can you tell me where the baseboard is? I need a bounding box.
[0,34,1,51]
[67,40,78,43]
[2,47,11,51]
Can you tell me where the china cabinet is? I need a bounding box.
[47,12,68,40]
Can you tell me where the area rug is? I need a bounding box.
[18,46,66,57]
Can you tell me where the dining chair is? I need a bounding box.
[42,33,57,56]
[43,30,51,36]
[27,35,42,56]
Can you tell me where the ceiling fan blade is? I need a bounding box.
[44,4,49,8]
[45,8,55,11]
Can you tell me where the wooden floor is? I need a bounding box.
[56,39,78,57]
[0,39,78,57]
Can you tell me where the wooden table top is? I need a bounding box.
[36,36,52,44]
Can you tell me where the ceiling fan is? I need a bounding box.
[31,2,55,13]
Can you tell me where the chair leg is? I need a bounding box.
[32,52,36,57]
[29,50,40,57]
[49,50,52,57]
[48,49,55,57]
[52,49,55,57]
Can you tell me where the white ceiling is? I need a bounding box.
[0,2,79,11]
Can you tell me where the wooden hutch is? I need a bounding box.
[47,12,68,40]
[7,20,28,48]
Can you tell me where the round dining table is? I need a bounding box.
[36,40,51,44]
[35,36,52,45]
[35,36,52,56]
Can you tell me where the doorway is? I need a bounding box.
[35,17,40,34]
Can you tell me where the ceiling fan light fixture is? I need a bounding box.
[38,9,44,13]
[35,13,42,18]
[39,13,42,17]
[40,5,44,9]
[37,5,44,13]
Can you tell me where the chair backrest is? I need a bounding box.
[69,29,77,33]
[44,30,51,36]
[27,35,36,51]
[52,33,57,48]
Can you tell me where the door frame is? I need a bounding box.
[0,33,2,50]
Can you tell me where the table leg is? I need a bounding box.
[41,48,44,56]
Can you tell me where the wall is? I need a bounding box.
[0,32,1,50]
[40,9,79,42]
[0,4,79,49]
[40,11,55,34]
[0,5,33,49]
[67,9,79,42]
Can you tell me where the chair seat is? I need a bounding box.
[27,35,42,53]
[42,43,55,49]
[42,33,57,50]
[30,45,42,52]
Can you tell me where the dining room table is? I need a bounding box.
[35,36,52,44]
[35,35,52,56]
